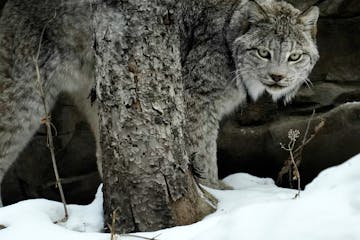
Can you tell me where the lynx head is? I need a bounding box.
[232,0,319,103]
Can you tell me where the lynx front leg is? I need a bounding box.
[183,46,238,189]
[189,132,219,188]
[185,99,230,189]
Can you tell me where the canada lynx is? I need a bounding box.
[0,0,319,203]
[182,0,319,187]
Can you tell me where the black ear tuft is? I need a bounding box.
[247,0,269,24]
[299,6,319,40]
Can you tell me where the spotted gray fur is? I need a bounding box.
[0,0,99,205]
[182,0,319,188]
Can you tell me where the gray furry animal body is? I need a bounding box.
[0,0,319,203]
[0,0,99,204]
[182,0,319,187]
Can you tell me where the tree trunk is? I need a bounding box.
[93,1,215,233]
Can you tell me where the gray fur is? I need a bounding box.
[0,0,99,205]
[182,0,319,188]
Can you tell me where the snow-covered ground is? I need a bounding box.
[1,153,360,240]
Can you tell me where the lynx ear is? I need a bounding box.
[299,6,319,40]
[247,0,268,24]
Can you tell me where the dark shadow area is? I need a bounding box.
[218,99,360,189]
[1,94,101,206]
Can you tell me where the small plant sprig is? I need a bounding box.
[278,110,325,198]
[280,129,301,198]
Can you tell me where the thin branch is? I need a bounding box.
[41,172,99,188]
[33,11,68,222]
[109,208,119,240]
[279,129,301,197]
[107,209,162,240]
[302,109,315,146]
[277,110,325,198]
[289,142,300,198]
[119,233,162,240]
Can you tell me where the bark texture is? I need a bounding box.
[93,1,214,233]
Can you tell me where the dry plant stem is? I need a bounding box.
[277,109,325,186]
[42,172,97,188]
[33,18,68,222]
[288,143,301,197]
[109,208,118,240]
[109,208,162,240]
[302,109,315,146]
[119,234,161,240]
[292,117,324,171]
[280,132,301,198]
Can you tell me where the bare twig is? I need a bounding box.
[119,233,162,240]
[280,129,301,198]
[108,208,119,240]
[302,109,315,146]
[277,110,325,198]
[107,208,162,240]
[42,172,99,188]
[33,11,68,222]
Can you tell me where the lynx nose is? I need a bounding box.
[270,74,284,82]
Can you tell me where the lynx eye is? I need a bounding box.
[288,52,302,62]
[257,48,271,59]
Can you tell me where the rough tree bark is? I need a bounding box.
[93,1,215,233]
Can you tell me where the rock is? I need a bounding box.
[318,0,360,17]
[218,103,360,188]
[311,17,360,82]
[286,0,360,17]
[285,0,319,11]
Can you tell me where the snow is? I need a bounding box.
[1,154,360,240]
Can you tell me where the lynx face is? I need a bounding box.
[233,1,319,103]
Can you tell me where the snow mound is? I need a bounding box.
[223,172,275,189]
[0,185,106,240]
[305,154,360,192]
[1,154,360,240]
